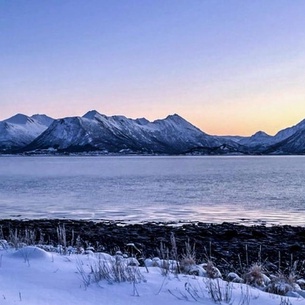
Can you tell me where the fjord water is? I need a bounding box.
[1,156,304,225]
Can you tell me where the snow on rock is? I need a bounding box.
[0,239,9,250]
[227,272,244,283]
[10,246,52,260]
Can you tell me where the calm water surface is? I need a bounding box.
[0,156,305,225]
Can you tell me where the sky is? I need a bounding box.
[1,0,305,136]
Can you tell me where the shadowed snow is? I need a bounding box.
[10,246,51,260]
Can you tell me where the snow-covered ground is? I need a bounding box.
[0,245,303,305]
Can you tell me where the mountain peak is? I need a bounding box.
[4,114,33,125]
[166,113,184,120]
[135,118,150,125]
[251,131,271,138]
[31,114,54,127]
[163,113,206,132]
[82,110,101,120]
[162,113,192,126]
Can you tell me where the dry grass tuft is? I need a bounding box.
[244,263,265,287]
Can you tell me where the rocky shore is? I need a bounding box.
[1,219,305,276]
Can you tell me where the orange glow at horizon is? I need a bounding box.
[1,97,305,137]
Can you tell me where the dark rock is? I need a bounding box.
[221,229,238,239]
[251,229,267,238]
[290,243,302,252]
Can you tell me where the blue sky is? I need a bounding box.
[1,0,305,135]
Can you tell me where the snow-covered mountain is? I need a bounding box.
[273,118,305,143]
[24,111,225,154]
[1,111,305,155]
[238,131,273,147]
[218,118,305,154]
[264,128,305,154]
[0,114,54,152]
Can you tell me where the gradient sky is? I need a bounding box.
[1,0,305,136]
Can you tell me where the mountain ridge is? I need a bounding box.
[0,111,305,155]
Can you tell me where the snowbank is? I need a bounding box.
[0,246,303,305]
